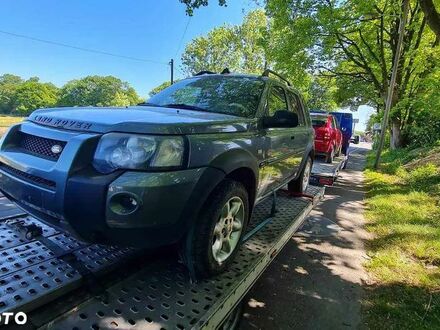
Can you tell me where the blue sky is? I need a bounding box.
[0,0,372,130]
[0,0,256,96]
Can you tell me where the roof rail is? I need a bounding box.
[194,70,216,76]
[261,69,292,86]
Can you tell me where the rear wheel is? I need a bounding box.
[335,144,341,157]
[186,179,249,278]
[326,147,334,163]
[288,156,312,193]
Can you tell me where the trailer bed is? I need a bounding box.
[310,156,347,186]
[0,186,324,329]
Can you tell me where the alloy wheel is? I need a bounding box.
[302,158,312,192]
[212,196,244,263]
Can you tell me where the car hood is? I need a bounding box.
[28,106,253,135]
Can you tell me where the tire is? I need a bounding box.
[326,147,334,163]
[185,179,249,278]
[335,145,341,157]
[288,156,313,193]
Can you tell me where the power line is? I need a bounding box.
[174,17,191,58]
[0,29,168,65]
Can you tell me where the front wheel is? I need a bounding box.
[288,156,313,193]
[185,179,249,278]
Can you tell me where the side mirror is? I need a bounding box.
[263,110,299,128]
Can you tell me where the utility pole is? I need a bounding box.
[169,59,174,84]
[374,0,410,169]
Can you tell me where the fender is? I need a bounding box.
[208,148,259,179]
[178,148,259,234]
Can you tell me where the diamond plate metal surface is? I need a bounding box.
[0,258,80,313]
[0,214,138,318]
[43,189,323,330]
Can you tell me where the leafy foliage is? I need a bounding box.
[148,81,173,97]
[179,0,226,16]
[58,76,141,107]
[0,74,141,115]
[0,74,23,114]
[264,0,439,148]
[13,79,59,115]
[181,10,268,75]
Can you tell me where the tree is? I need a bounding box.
[0,74,23,114]
[420,0,440,43]
[307,78,338,111]
[58,75,141,107]
[148,80,183,97]
[265,0,437,148]
[12,80,59,115]
[181,10,268,75]
[181,25,241,75]
[179,0,226,15]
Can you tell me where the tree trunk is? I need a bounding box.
[390,118,404,149]
[419,0,440,44]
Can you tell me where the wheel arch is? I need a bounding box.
[209,148,259,209]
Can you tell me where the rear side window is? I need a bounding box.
[331,116,339,129]
[267,85,288,116]
[311,115,327,127]
[287,91,306,126]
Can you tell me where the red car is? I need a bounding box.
[311,112,343,163]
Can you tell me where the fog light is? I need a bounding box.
[109,192,141,215]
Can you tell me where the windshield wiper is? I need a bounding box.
[137,102,161,107]
[163,103,207,112]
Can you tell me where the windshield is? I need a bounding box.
[147,76,265,118]
[311,115,328,127]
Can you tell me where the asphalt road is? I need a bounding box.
[241,143,371,330]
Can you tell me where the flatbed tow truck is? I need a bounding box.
[0,185,324,330]
[309,155,348,186]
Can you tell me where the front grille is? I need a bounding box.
[0,163,56,189]
[18,132,66,160]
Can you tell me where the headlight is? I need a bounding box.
[93,133,185,173]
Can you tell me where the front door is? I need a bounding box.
[257,84,298,198]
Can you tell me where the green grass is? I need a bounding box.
[0,115,24,135]
[363,147,440,329]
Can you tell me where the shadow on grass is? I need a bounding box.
[364,283,440,330]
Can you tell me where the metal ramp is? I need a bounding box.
[310,156,347,186]
[0,186,324,330]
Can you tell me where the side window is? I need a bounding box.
[287,91,306,126]
[267,85,288,117]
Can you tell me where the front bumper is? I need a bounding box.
[63,166,224,247]
[0,122,225,248]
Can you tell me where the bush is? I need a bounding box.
[406,164,440,191]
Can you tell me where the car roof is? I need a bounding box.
[182,73,301,94]
[184,73,266,81]
[310,112,331,118]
